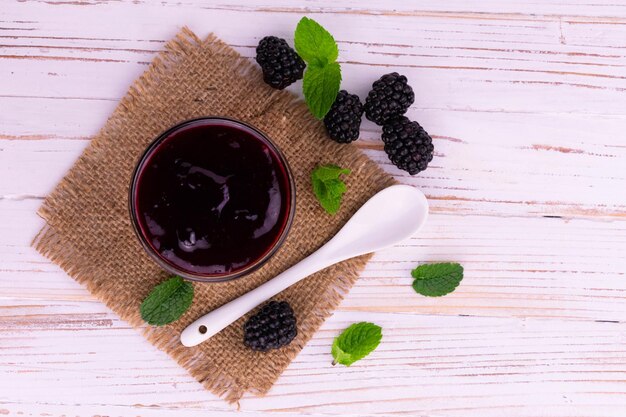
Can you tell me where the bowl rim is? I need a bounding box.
[128,116,296,283]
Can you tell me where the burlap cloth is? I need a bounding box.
[33,28,395,402]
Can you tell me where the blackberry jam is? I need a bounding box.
[129,118,294,281]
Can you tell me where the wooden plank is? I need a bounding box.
[2,199,625,321]
[5,0,626,19]
[1,301,625,417]
[2,112,625,219]
[1,5,625,114]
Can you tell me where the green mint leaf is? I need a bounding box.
[411,262,464,297]
[140,276,194,326]
[332,322,382,366]
[303,62,341,119]
[294,17,339,67]
[311,164,350,215]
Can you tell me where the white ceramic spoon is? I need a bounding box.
[180,184,429,347]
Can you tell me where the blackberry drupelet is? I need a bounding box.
[382,116,434,175]
[364,72,415,125]
[323,90,364,143]
[243,301,297,352]
[255,36,306,90]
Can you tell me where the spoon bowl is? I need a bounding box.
[181,184,428,347]
[321,184,428,264]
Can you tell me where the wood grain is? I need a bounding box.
[1,1,625,416]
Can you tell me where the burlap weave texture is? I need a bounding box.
[34,28,395,402]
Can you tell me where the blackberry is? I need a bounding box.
[382,116,434,175]
[323,90,364,143]
[255,36,306,90]
[364,72,414,125]
[243,301,297,352]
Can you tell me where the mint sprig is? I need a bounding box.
[332,322,382,366]
[311,164,350,215]
[411,262,464,297]
[140,276,194,326]
[295,17,341,119]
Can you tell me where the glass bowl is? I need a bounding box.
[128,117,295,282]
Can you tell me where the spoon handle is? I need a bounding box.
[180,246,339,347]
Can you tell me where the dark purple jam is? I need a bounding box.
[132,119,292,277]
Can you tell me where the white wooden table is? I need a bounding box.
[2,1,625,416]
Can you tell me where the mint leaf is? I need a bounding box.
[140,276,194,326]
[311,164,350,214]
[303,62,341,119]
[332,322,382,366]
[411,262,464,297]
[294,17,339,67]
